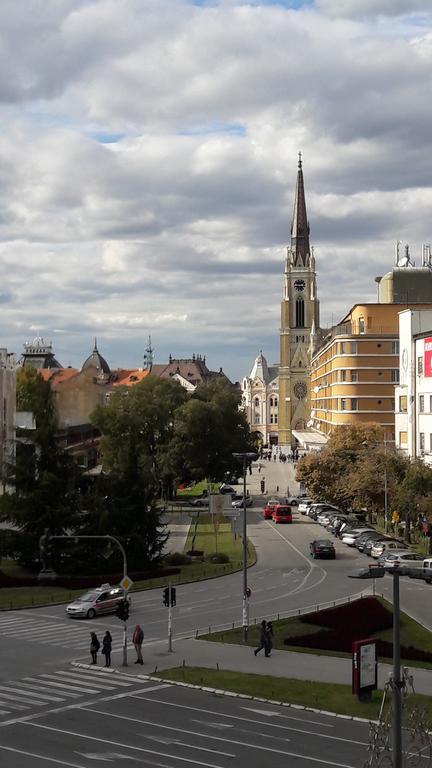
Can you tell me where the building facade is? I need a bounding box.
[278,155,320,448]
[242,352,279,445]
[0,348,16,487]
[395,309,432,465]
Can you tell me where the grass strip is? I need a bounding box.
[155,666,432,721]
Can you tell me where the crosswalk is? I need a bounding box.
[0,612,125,652]
[0,667,137,718]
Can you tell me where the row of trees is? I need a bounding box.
[0,368,253,572]
[295,424,432,547]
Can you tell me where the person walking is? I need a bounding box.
[265,621,274,657]
[102,630,112,667]
[90,632,100,665]
[254,620,268,656]
[132,624,144,665]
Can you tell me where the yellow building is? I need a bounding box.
[311,303,432,443]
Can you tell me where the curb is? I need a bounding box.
[70,660,377,725]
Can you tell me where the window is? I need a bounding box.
[391,370,400,383]
[269,397,273,407]
[340,370,346,382]
[399,431,408,446]
[270,414,274,424]
[351,341,357,354]
[295,297,305,327]
[351,398,358,410]
[391,398,395,411]
[420,433,425,451]
[418,356,423,375]
[359,317,365,334]
[274,414,278,424]
[254,414,260,424]
[350,370,358,382]
[274,398,278,407]
[420,395,425,412]
[341,399,347,411]
[254,397,259,407]
[340,342,346,354]
[391,341,400,354]
[399,396,407,412]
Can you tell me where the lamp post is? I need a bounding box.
[233,451,257,642]
[349,565,402,768]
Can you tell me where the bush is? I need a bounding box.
[206,552,230,564]
[164,552,192,566]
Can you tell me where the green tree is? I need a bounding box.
[0,367,81,567]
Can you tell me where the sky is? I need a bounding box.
[1,0,432,382]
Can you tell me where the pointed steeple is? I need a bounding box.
[290,152,310,267]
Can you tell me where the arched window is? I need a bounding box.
[274,398,278,407]
[269,397,273,407]
[295,297,305,328]
[254,397,259,407]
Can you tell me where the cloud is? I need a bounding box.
[0,0,431,380]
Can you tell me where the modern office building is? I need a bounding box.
[395,309,432,465]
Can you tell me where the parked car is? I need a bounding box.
[232,495,253,508]
[272,504,293,524]
[190,497,209,507]
[356,531,386,552]
[219,484,235,495]
[383,551,425,573]
[338,521,368,538]
[408,558,432,583]
[341,528,376,546]
[66,584,130,620]
[309,539,336,559]
[308,503,340,521]
[370,539,407,558]
[263,498,280,519]
[298,499,313,514]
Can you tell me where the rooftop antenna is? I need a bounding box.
[143,335,154,373]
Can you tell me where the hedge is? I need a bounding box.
[0,567,180,590]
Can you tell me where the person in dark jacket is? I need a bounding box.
[90,632,100,664]
[102,630,112,667]
[254,620,268,656]
[132,624,144,664]
[265,621,274,657]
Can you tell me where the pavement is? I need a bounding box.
[79,635,432,697]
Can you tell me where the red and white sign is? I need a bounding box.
[424,337,432,377]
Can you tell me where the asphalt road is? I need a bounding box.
[0,667,371,767]
[1,503,431,682]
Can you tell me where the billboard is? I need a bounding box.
[424,337,432,377]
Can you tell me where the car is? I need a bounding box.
[263,498,280,519]
[66,583,130,620]
[190,497,209,507]
[341,528,376,546]
[219,484,235,495]
[370,539,407,558]
[356,531,386,552]
[408,557,432,583]
[383,552,425,573]
[298,499,313,514]
[310,539,336,559]
[232,495,253,508]
[272,504,293,523]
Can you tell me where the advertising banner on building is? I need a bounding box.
[424,337,432,377]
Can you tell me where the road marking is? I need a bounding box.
[144,734,235,757]
[38,675,101,693]
[243,707,334,728]
[68,672,133,687]
[0,744,88,767]
[0,698,29,710]
[20,680,81,698]
[0,689,45,706]
[0,685,65,702]
[22,677,82,696]
[23,722,226,768]
[52,672,117,690]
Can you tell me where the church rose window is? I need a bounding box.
[294,381,307,400]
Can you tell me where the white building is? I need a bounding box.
[0,348,16,488]
[242,352,279,445]
[395,309,432,464]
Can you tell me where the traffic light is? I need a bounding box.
[115,599,129,621]
[163,586,176,607]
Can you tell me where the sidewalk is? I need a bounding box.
[81,636,432,697]
[247,457,300,497]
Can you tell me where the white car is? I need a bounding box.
[341,528,375,546]
[370,540,407,558]
[298,499,313,514]
[383,552,425,572]
[66,583,130,619]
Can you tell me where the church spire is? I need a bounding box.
[290,152,310,267]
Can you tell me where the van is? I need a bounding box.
[409,558,432,583]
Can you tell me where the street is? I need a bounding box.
[0,667,370,767]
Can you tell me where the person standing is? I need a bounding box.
[90,632,100,665]
[265,621,274,657]
[102,630,112,667]
[132,624,144,665]
[254,620,268,656]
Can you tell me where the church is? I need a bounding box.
[242,154,320,448]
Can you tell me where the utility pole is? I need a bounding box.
[232,451,257,642]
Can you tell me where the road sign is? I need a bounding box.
[120,575,134,592]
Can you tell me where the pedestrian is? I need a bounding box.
[90,632,100,665]
[254,620,268,656]
[265,621,274,657]
[132,624,144,665]
[102,630,112,667]
[258,464,261,474]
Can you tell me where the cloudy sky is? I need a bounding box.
[1,0,432,381]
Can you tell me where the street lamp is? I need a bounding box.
[349,565,402,768]
[233,451,258,642]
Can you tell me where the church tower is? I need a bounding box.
[278,154,319,448]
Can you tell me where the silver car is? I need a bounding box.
[66,583,129,619]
